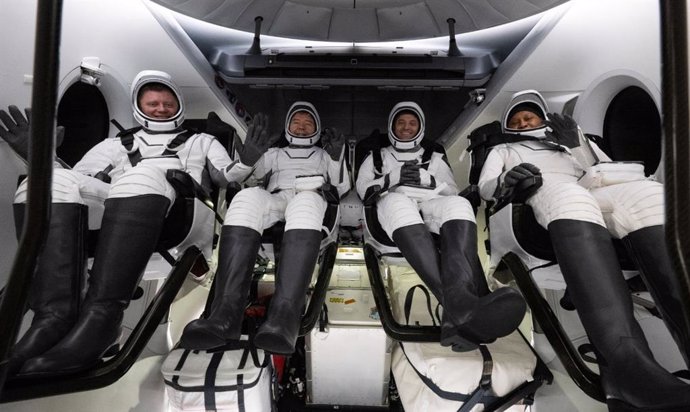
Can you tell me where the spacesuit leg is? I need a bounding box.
[419,196,526,348]
[378,193,475,349]
[8,170,106,374]
[254,191,326,355]
[593,181,690,366]
[549,218,690,410]
[180,187,278,350]
[21,163,173,375]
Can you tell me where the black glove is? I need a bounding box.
[399,161,421,186]
[544,113,580,149]
[321,127,345,161]
[0,105,64,161]
[504,163,541,189]
[234,113,278,166]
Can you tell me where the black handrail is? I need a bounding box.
[0,0,63,395]
[502,253,605,402]
[299,242,337,336]
[660,0,690,345]
[0,246,202,402]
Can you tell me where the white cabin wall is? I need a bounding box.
[445,0,662,187]
[0,0,247,286]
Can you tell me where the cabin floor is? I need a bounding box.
[2,269,611,412]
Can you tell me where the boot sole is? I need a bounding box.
[253,332,295,355]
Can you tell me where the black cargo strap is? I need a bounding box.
[164,341,269,412]
[204,351,224,411]
[403,284,439,327]
[398,341,497,410]
[318,303,329,332]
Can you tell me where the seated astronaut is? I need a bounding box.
[476,89,690,410]
[0,70,241,376]
[356,101,526,351]
[180,101,349,355]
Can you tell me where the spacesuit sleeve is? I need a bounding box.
[202,136,250,187]
[220,142,264,185]
[589,140,612,162]
[477,147,508,201]
[356,153,386,200]
[72,138,123,177]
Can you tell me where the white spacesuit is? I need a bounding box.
[478,90,663,237]
[180,101,350,355]
[356,101,526,351]
[3,70,238,376]
[476,90,690,410]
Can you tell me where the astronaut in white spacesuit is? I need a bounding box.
[0,70,241,375]
[477,89,690,410]
[356,101,526,351]
[180,101,349,355]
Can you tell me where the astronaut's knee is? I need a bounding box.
[531,183,604,226]
[285,192,326,231]
[15,169,86,204]
[439,196,475,223]
[377,193,422,235]
[225,187,270,232]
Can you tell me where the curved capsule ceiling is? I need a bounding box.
[150,0,569,42]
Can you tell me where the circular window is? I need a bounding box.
[57,82,110,167]
[601,86,661,176]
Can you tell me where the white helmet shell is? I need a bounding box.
[502,90,548,138]
[131,70,185,132]
[285,101,321,146]
[388,101,425,150]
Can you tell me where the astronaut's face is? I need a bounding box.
[507,110,544,131]
[139,89,179,120]
[393,113,420,141]
[288,111,316,137]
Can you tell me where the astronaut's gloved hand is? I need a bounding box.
[321,127,345,161]
[545,113,580,149]
[234,112,277,166]
[399,161,422,186]
[0,105,64,162]
[504,163,541,190]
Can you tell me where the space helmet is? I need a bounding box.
[131,70,185,132]
[284,101,321,146]
[388,101,425,150]
[502,90,548,138]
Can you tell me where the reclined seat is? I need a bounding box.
[354,130,552,412]
[193,135,341,346]
[0,116,223,400]
[465,121,684,402]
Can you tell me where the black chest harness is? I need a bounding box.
[117,126,196,167]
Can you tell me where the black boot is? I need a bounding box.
[624,225,690,368]
[393,223,525,351]
[8,203,87,374]
[439,220,526,346]
[179,226,261,350]
[20,194,170,375]
[549,219,690,411]
[254,229,321,355]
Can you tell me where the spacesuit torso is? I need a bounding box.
[356,145,458,200]
[73,129,235,195]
